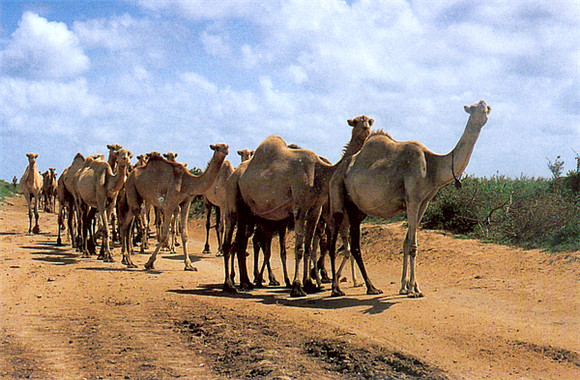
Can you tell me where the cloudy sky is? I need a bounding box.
[1,0,578,181]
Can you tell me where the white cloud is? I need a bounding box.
[0,77,102,134]
[73,14,137,50]
[200,31,231,58]
[0,12,89,79]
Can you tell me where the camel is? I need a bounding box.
[74,149,133,260]
[41,168,57,213]
[56,153,86,246]
[107,144,123,172]
[120,144,229,270]
[328,100,491,297]
[221,116,372,296]
[202,148,254,255]
[20,153,43,234]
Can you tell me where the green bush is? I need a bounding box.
[0,179,20,203]
[420,172,580,252]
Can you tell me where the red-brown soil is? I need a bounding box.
[1,195,578,379]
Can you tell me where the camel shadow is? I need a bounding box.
[23,243,79,265]
[168,284,397,314]
[0,232,18,236]
[160,254,202,264]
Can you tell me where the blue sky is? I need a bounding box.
[1,0,579,181]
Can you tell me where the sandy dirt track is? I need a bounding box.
[0,195,579,379]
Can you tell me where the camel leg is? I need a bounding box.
[32,195,40,234]
[120,214,137,268]
[290,210,307,297]
[215,207,224,255]
[346,201,381,295]
[222,216,237,293]
[401,203,424,297]
[179,202,196,271]
[25,194,33,234]
[265,229,279,287]
[203,203,212,254]
[328,211,344,297]
[234,211,253,290]
[302,206,322,293]
[252,227,262,285]
[145,209,172,270]
[278,222,291,288]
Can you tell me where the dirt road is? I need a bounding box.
[1,195,578,379]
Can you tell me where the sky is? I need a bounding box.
[1,0,579,181]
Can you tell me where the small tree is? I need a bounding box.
[546,156,565,179]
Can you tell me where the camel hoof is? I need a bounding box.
[321,276,332,284]
[284,279,292,289]
[32,226,40,234]
[353,283,363,288]
[269,279,280,287]
[127,263,138,269]
[367,287,383,295]
[202,249,211,255]
[215,252,224,257]
[184,266,197,272]
[223,283,237,294]
[304,280,321,294]
[408,292,424,298]
[290,282,307,297]
[240,281,254,291]
[104,257,114,263]
[56,239,63,246]
[144,262,154,270]
[331,289,345,297]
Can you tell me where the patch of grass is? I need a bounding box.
[0,179,20,203]
[420,173,580,253]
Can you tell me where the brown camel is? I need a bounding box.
[121,144,229,270]
[107,144,123,172]
[222,116,372,296]
[41,168,58,213]
[202,148,254,255]
[20,153,43,234]
[74,149,133,260]
[57,153,85,246]
[328,100,491,297]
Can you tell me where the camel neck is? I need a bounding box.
[183,153,226,196]
[108,163,128,195]
[436,118,483,187]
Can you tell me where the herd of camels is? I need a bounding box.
[19,100,491,298]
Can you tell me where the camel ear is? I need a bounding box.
[34,154,39,158]
[369,118,374,126]
[347,119,355,127]
[210,144,217,151]
[464,105,474,114]
[237,150,243,156]
[107,144,113,149]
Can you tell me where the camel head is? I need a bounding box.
[237,149,254,162]
[209,144,230,158]
[146,151,162,160]
[107,144,122,152]
[347,115,373,146]
[136,154,148,166]
[26,153,39,164]
[114,148,133,167]
[163,152,179,162]
[464,100,491,128]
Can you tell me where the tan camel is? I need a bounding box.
[20,153,43,234]
[328,100,491,297]
[107,144,123,172]
[121,144,229,270]
[221,116,372,296]
[41,168,57,213]
[75,149,133,260]
[202,148,254,255]
[57,153,85,246]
